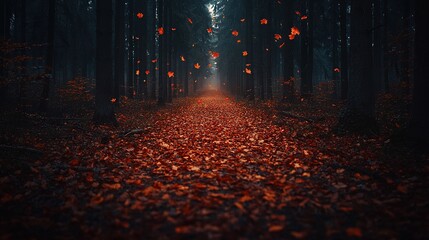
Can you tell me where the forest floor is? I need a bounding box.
[1,91,428,239]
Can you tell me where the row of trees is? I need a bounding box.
[1,0,213,122]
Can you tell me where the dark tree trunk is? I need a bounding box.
[373,0,383,93]
[300,0,310,97]
[332,0,339,98]
[283,0,295,102]
[39,0,55,112]
[93,0,117,125]
[400,0,411,94]
[114,0,125,100]
[158,0,166,106]
[245,0,254,101]
[266,0,273,100]
[127,0,135,98]
[167,1,173,103]
[306,0,314,97]
[339,0,376,133]
[383,0,389,92]
[339,0,349,99]
[409,0,429,151]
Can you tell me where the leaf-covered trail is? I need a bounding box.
[1,92,428,239]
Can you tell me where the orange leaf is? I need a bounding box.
[245,68,252,74]
[194,63,201,69]
[110,98,117,103]
[136,12,144,19]
[279,42,285,48]
[346,227,363,238]
[260,18,268,24]
[168,71,175,78]
[158,27,164,35]
[240,18,246,22]
[207,28,213,33]
[242,51,248,56]
[136,70,140,76]
[274,34,282,40]
[232,30,239,37]
[237,40,241,43]
[334,67,341,73]
[180,56,186,62]
[171,27,177,31]
[211,51,220,59]
[301,15,308,20]
[187,18,193,24]
[152,59,158,63]
[145,70,150,75]
[268,225,284,232]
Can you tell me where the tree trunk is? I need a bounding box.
[339,0,376,133]
[39,0,55,112]
[332,0,339,98]
[306,0,314,97]
[114,0,125,101]
[400,0,411,95]
[373,0,383,93]
[383,0,389,92]
[245,0,254,101]
[93,0,117,125]
[127,0,135,98]
[283,0,295,102]
[409,0,429,151]
[300,0,310,97]
[157,0,166,106]
[339,0,348,99]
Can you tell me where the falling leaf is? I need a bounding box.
[152,59,158,63]
[242,51,248,57]
[274,34,282,40]
[289,26,300,40]
[260,18,268,25]
[237,40,241,43]
[211,51,220,59]
[110,98,117,103]
[136,12,144,19]
[232,30,239,37]
[158,27,164,35]
[194,63,201,69]
[168,71,175,78]
[207,28,213,33]
[296,11,301,16]
[334,67,341,73]
[171,27,177,31]
[187,18,193,24]
[240,18,246,22]
[145,70,150,75]
[180,56,186,62]
[245,68,252,74]
[301,15,308,20]
[279,42,285,48]
[136,70,140,76]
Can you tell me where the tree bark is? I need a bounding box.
[114,0,125,100]
[409,0,429,151]
[339,0,348,99]
[338,0,376,133]
[39,0,55,112]
[93,0,117,125]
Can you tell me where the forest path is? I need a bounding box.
[2,92,426,239]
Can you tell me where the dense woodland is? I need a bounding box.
[1,0,428,239]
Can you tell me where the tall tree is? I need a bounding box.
[339,0,376,133]
[383,0,389,92]
[282,0,295,102]
[300,0,311,97]
[339,0,348,99]
[93,0,117,124]
[39,0,55,112]
[114,0,125,100]
[400,0,411,94]
[244,0,254,101]
[158,0,167,105]
[409,0,429,150]
[332,0,340,98]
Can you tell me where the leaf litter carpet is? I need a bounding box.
[1,92,427,239]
